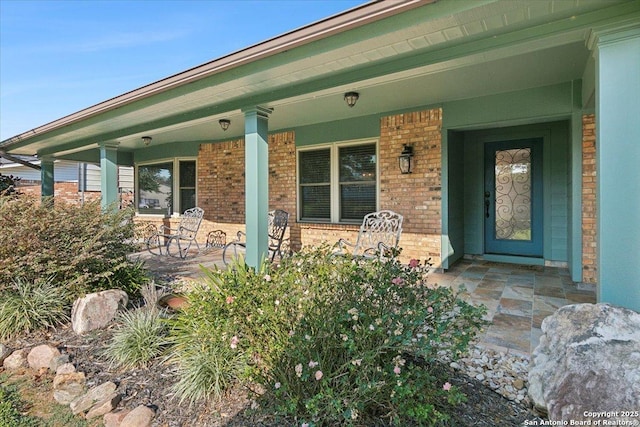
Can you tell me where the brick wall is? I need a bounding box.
[193,110,443,265]
[582,114,597,284]
[300,108,443,266]
[16,180,102,205]
[196,132,297,247]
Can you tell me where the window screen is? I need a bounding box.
[299,149,330,220]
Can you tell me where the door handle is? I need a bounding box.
[484,191,490,218]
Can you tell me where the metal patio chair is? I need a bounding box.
[146,207,205,259]
[222,209,289,265]
[334,210,403,259]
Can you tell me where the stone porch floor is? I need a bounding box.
[133,249,597,359]
[428,259,597,358]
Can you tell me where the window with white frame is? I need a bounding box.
[298,140,377,223]
[136,159,196,215]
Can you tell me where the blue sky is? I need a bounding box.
[0,0,366,141]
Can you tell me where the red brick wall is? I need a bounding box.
[191,110,443,265]
[16,180,102,205]
[582,114,597,284]
[195,132,297,246]
[299,108,443,266]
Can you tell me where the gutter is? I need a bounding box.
[0,0,434,149]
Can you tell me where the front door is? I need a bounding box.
[484,138,543,257]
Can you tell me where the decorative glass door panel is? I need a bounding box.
[484,139,543,257]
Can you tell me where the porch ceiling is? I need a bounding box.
[2,0,636,159]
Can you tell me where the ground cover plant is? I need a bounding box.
[167,246,487,426]
[0,195,151,340]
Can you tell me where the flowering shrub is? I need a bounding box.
[262,248,487,426]
[167,246,486,423]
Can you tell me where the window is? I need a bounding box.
[178,160,196,213]
[298,141,377,223]
[136,159,196,215]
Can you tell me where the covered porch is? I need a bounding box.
[1,0,638,312]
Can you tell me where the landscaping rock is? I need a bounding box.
[528,303,640,422]
[70,381,118,415]
[120,405,155,427]
[104,409,131,427]
[27,344,61,370]
[56,362,76,375]
[50,353,70,372]
[0,343,11,364]
[71,289,128,334]
[53,371,86,404]
[85,392,121,419]
[3,348,28,370]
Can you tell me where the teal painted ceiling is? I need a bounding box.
[2,0,638,160]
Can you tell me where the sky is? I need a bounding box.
[0,0,367,142]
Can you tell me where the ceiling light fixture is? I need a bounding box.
[219,119,231,131]
[142,136,152,146]
[344,91,359,108]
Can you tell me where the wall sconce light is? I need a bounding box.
[142,136,152,146]
[219,119,231,131]
[344,91,359,108]
[398,144,414,174]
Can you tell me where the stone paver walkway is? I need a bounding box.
[428,259,597,357]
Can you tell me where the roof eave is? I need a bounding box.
[0,0,434,150]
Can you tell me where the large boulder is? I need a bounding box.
[529,303,640,423]
[71,289,128,334]
[27,344,61,370]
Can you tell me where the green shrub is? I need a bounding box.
[0,196,146,301]
[167,246,486,424]
[0,277,70,340]
[0,173,21,197]
[260,250,486,426]
[103,284,170,369]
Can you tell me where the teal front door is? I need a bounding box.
[484,138,543,257]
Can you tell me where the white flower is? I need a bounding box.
[295,363,303,378]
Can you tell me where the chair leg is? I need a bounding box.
[222,242,246,266]
[146,234,165,256]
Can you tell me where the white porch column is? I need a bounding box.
[99,142,120,211]
[593,26,640,311]
[243,106,272,268]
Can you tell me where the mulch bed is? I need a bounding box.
[4,323,543,426]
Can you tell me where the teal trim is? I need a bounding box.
[595,27,640,311]
[134,141,201,163]
[570,110,584,283]
[443,83,574,129]
[461,122,570,264]
[40,157,54,199]
[295,116,379,146]
[99,143,120,211]
[244,107,271,268]
[443,130,465,269]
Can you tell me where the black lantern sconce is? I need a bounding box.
[344,91,359,108]
[398,144,414,174]
[219,119,231,131]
